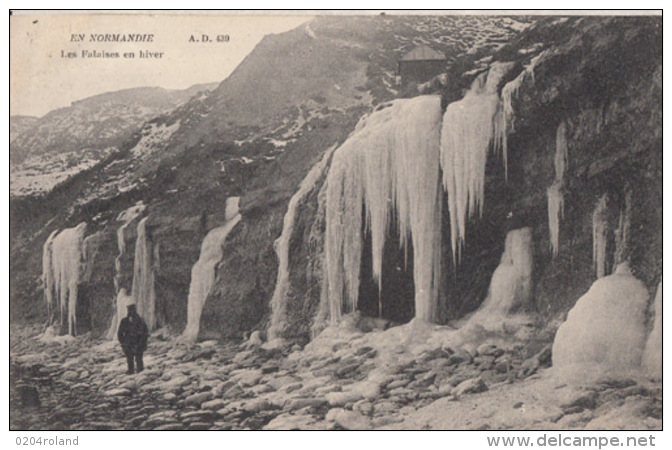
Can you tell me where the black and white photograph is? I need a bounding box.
[8,10,663,436]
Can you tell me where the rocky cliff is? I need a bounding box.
[10,16,660,350]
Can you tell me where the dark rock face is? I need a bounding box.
[495,17,662,317]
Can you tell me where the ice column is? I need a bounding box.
[324,95,443,323]
[107,203,146,339]
[547,120,568,256]
[132,217,157,331]
[181,197,241,343]
[48,222,87,335]
[493,51,547,181]
[42,229,60,323]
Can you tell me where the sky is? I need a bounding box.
[10,13,310,117]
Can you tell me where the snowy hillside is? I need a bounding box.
[9,84,216,197]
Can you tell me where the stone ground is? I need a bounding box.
[9,323,662,431]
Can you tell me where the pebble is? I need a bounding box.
[185,391,213,406]
[285,397,327,411]
[326,390,363,406]
[453,377,488,396]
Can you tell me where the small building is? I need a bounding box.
[398,45,446,85]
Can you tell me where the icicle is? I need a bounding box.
[268,146,336,340]
[393,97,443,322]
[554,120,568,180]
[114,202,145,293]
[440,62,514,263]
[493,52,548,181]
[42,229,60,323]
[132,217,157,331]
[547,120,568,256]
[614,188,632,266]
[49,222,87,336]
[325,95,443,324]
[547,182,564,256]
[181,197,241,343]
[325,142,364,322]
[592,194,610,279]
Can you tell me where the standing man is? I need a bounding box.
[117,303,149,374]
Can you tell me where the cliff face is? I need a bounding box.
[9,16,661,346]
[10,16,528,338]
[261,16,662,340]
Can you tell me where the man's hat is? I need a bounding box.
[126,302,137,309]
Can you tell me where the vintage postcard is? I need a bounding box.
[9,10,662,436]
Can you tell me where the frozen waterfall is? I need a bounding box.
[322,63,526,325]
[547,121,568,256]
[132,217,158,331]
[268,147,336,340]
[181,197,241,343]
[43,222,87,336]
[114,202,145,293]
[107,203,146,339]
[440,62,513,263]
[325,95,443,323]
[42,229,60,323]
[467,227,533,329]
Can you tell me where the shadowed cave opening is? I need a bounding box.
[358,213,416,325]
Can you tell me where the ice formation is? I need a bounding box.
[468,227,533,329]
[440,62,513,263]
[132,217,157,331]
[642,282,662,379]
[107,203,147,339]
[114,202,145,292]
[547,184,564,256]
[268,147,336,340]
[82,231,103,282]
[614,189,632,266]
[181,197,241,343]
[325,95,443,323]
[42,229,60,322]
[592,194,610,278]
[552,263,649,371]
[493,52,547,180]
[547,121,568,256]
[553,121,568,180]
[43,223,87,335]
